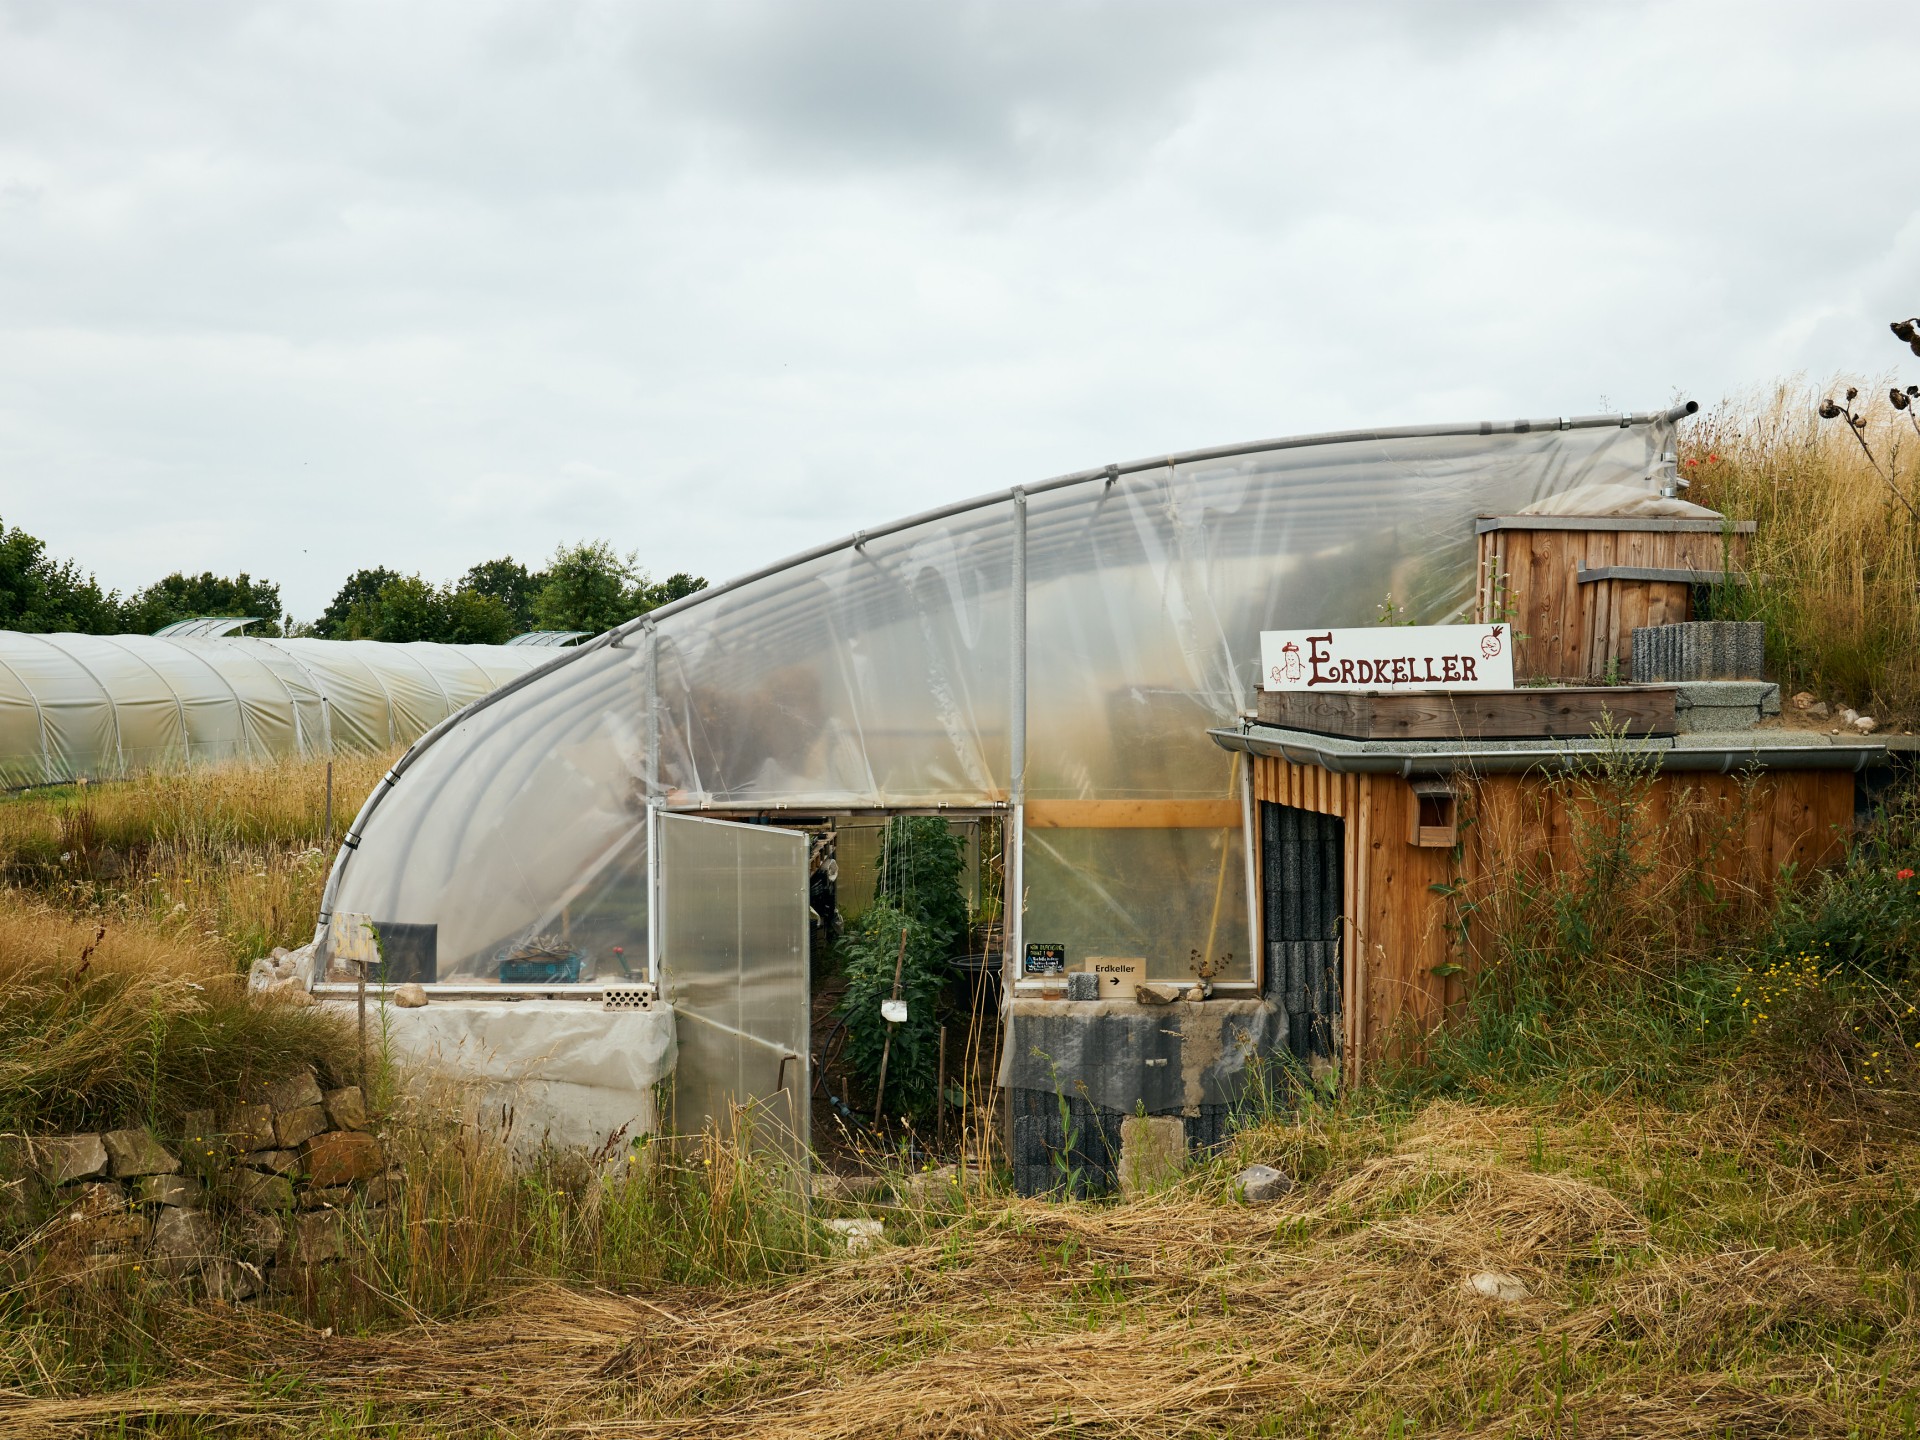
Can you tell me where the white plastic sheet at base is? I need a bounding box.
[358,999,676,1158]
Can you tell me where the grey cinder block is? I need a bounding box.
[1631,622,1765,683]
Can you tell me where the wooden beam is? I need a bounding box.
[1024,799,1241,829]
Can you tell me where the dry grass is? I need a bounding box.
[1685,378,1920,727]
[0,890,353,1135]
[0,750,397,968]
[4,1098,1915,1438]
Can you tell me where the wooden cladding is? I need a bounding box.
[1256,685,1678,740]
[1022,798,1241,829]
[1475,518,1750,681]
[1252,750,1850,1085]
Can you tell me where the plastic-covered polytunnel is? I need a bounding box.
[0,635,551,788]
[317,408,1691,1009]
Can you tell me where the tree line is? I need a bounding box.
[0,517,704,643]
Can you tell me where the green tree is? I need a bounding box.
[336,574,514,645]
[641,571,707,611]
[531,540,641,634]
[0,518,123,633]
[460,557,544,632]
[531,541,707,635]
[433,586,516,645]
[316,567,403,639]
[119,571,284,636]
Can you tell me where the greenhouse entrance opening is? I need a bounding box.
[682,806,1009,1151]
[652,812,811,1167]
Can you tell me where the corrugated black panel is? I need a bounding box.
[1260,802,1343,1064]
[1007,1092,1240,1197]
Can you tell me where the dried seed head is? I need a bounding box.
[1818,398,1841,419]
[1893,319,1917,344]
[1894,389,1911,411]
[1846,386,1859,401]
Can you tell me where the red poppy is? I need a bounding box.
[1898,868,1915,880]
[1708,454,1720,462]
[1684,459,1699,467]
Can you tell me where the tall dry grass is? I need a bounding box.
[1685,379,1920,726]
[0,893,354,1136]
[0,750,397,969]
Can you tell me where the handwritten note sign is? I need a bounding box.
[1260,625,1513,692]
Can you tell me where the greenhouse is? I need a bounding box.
[310,407,1694,1175]
[0,634,552,788]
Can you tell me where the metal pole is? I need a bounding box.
[1008,489,1027,982]
[1240,754,1261,993]
[323,760,333,841]
[644,621,660,800]
[873,926,908,1118]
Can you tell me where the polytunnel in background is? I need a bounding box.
[0,634,552,788]
[321,408,1686,994]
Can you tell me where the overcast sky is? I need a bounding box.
[2,0,1915,621]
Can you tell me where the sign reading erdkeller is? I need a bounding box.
[1260,624,1513,692]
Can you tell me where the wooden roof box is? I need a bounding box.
[1255,684,1678,740]
[1475,514,1754,682]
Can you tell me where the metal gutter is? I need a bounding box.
[315,401,1697,936]
[1208,724,1885,776]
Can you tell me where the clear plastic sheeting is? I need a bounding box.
[325,413,1681,989]
[655,813,808,1165]
[0,634,551,788]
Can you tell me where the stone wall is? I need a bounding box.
[3,1069,386,1301]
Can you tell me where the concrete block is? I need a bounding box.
[1066,972,1101,1001]
[1671,681,1781,734]
[1631,622,1765,683]
[1117,1115,1187,1198]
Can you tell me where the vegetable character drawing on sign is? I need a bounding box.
[1479,626,1504,660]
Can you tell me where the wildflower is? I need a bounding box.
[1898,869,1915,881]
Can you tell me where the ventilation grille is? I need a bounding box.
[602,984,657,1012]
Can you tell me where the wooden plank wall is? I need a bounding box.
[1476,526,1748,680]
[1253,754,1853,1082]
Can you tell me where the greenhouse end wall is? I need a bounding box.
[321,411,1683,1001]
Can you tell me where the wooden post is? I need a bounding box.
[872,926,908,1119]
[936,1024,948,1147]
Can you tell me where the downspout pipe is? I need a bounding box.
[1208,727,1881,776]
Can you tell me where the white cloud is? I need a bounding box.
[0,0,1915,621]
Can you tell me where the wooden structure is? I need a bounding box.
[1249,749,1856,1084]
[1256,684,1678,740]
[1474,516,1753,681]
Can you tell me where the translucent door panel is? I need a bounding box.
[654,812,809,1168]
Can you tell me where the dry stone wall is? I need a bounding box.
[3,1069,387,1301]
